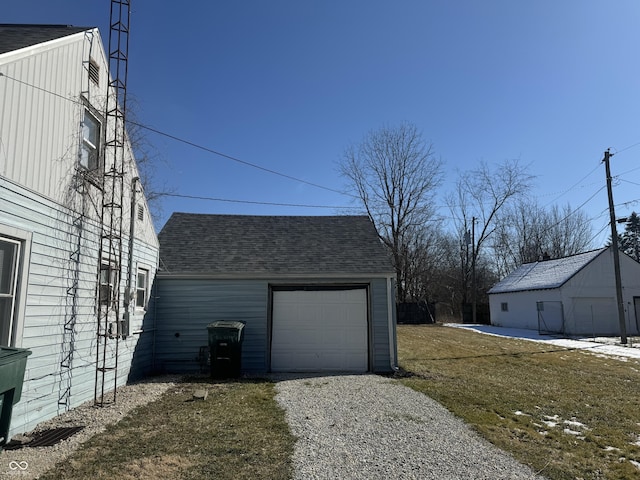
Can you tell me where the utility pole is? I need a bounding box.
[471,217,477,324]
[603,149,628,344]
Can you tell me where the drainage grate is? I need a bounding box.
[4,426,84,449]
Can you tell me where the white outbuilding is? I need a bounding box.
[488,247,640,336]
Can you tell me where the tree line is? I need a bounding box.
[339,122,595,318]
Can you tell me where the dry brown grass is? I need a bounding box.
[397,324,640,480]
[39,377,294,480]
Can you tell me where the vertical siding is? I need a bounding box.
[0,30,158,246]
[1,34,89,198]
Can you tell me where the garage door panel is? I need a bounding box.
[271,289,368,372]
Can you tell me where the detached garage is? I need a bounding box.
[488,246,640,336]
[153,214,397,374]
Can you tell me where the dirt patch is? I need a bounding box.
[119,454,193,480]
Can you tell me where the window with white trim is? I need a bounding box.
[136,267,149,309]
[80,108,101,170]
[99,263,117,306]
[0,237,22,346]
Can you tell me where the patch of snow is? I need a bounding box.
[630,460,640,471]
[563,428,585,440]
[445,324,640,361]
[603,446,621,452]
[563,419,589,430]
[514,410,529,416]
[542,420,557,428]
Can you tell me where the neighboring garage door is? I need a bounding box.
[571,297,617,335]
[271,288,368,372]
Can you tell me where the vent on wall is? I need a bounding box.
[137,205,144,221]
[88,59,100,85]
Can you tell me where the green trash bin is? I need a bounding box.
[0,346,32,449]
[207,321,245,379]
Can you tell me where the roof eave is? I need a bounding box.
[156,271,395,280]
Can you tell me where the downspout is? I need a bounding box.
[387,276,398,371]
[123,176,139,338]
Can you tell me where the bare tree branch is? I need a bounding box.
[339,123,444,302]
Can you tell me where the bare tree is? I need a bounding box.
[545,204,593,258]
[493,200,594,276]
[446,159,534,312]
[125,99,175,229]
[340,123,444,302]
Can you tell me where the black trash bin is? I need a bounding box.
[0,346,32,449]
[207,321,245,379]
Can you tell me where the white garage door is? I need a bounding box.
[271,288,368,372]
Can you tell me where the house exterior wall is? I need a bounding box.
[152,277,396,374]
[1,30,105,202]
[2,180,159,437]
[1,29,160,438]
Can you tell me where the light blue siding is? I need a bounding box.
[153,279,269,373]
[153,277,395,374]
[1,179,159,438]
[370,278,394,373]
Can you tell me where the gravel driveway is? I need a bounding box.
[275,374,545,480]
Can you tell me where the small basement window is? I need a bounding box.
[501,302,508,312]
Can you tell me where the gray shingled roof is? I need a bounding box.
[488,248,606,294]
[0,24,91,55]
[158,213,394,277]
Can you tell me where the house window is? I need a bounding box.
[136,268,149,309]
[0,237,21,346]
[501,302,509,312]
[99,263,117,306]
[80,109,101,170]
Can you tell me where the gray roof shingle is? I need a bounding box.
[158,213,394,277]
[488,248,606,294]
[0,24,91,55]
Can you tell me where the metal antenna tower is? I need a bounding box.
[95,0,131,406]
[59,30,99,413]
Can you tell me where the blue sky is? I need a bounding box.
[4,1,640,244]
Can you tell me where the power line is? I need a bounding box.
[618,178,640,187]
[613,140,640,156]
[128,120,356,198]
[162,192,354,209]
[541,161,601,207]
[535,185,606,239]
[586,220,612,247]
[0,72,355,199]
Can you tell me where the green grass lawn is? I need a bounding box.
[38,325,640,479]
[39,377,295,480]
[397,324,640,480]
